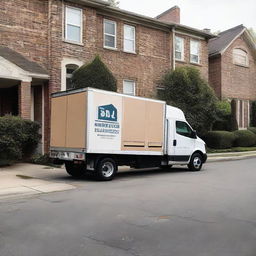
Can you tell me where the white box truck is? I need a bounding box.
[50,88,207,181]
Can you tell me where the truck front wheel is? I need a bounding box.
[65,162,85,178]
[188,153,203,172]
[96,158,117,181]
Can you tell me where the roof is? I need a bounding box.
[70,0,216,39]
[208,25,246,56]
[0,46,48,75]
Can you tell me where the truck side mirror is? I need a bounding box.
[192,130,197,139]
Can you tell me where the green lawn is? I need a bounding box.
[207,147,256,153]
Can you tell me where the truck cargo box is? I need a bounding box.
[50,88,165,155]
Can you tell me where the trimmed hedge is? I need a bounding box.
[72,55,117,92]
[233,130,256,147]
[248,127,256,135]
[0,116,41,166]
[204,131,236,149]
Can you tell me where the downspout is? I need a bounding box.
[172,27,176,70]
[48,0,52,74]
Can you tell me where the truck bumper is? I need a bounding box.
[50,150,85,161]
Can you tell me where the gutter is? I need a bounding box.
[172,27,176,70]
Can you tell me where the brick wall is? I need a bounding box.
[0,0,210,98]
[0,0,49,69]
[48,1,172,98]
[209,55,221,98]
[175,33,209,81]
[221,34,256,100]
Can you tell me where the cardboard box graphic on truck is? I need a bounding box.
[50,88,207,181]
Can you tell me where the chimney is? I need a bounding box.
[156,6,180,24]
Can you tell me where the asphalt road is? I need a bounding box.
[0,159,256,256]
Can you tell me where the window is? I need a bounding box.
[123,80,135,95]
[65,7,82,43]
[233,48,248,67]
[104,19,117,49]
[190,40,200,64]
[66,64,79,90]
[176,121,194,138]
[124,25,135,53]
[175,36,184,61]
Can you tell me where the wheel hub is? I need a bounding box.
[193,157,201,169]
[102,162,114,178]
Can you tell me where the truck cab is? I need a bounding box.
[165,106,207,171]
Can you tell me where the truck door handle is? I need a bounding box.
[173,140,177,146]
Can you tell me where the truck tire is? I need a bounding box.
[65,162,85,178]
[96,158,117,181]
[188,153,203,172]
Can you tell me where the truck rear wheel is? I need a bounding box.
[188,153,203,172]
[65,162,85,178]
[96,158,117,181]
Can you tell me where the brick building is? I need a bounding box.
[0,0,214,153]
[209,25,256,129]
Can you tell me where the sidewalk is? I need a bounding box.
[0,151,256,200]
[0,163,75,200]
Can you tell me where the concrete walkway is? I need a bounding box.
[0,151,256,200]
[0,163,75,200]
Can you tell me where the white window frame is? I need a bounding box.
[61,58,83,91]
[190,39,200,64]
[123,80,136,96]
[175,36,184,61]
[103,19,117,50]
[65,6,83,44]
[123,24,136,53]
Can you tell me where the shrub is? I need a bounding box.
[248,127,256,134]
[72,55,117,92]
[0,116,41,166]
[158,66,218,136]
[213,100,231,131]
[233,130,256,147]
[216,100,231,117]
[204,131,236,149]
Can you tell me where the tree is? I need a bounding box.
[107,0,120,7]
[72,55,117,92]
[158,66,218,136]
[248,28,256,41]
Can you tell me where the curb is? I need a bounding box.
[207,153,256,163]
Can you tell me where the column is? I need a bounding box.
[19,81,32,120]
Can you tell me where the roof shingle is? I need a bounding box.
[0,46,48,75]
[208,25,245,56]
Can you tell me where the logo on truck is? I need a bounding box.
[98,104,117,122]
[94,104,120,137]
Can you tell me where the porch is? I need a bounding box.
[0,47,49,153]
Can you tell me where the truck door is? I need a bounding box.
[172,120,195,162]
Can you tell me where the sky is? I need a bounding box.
[119,0,256,33]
